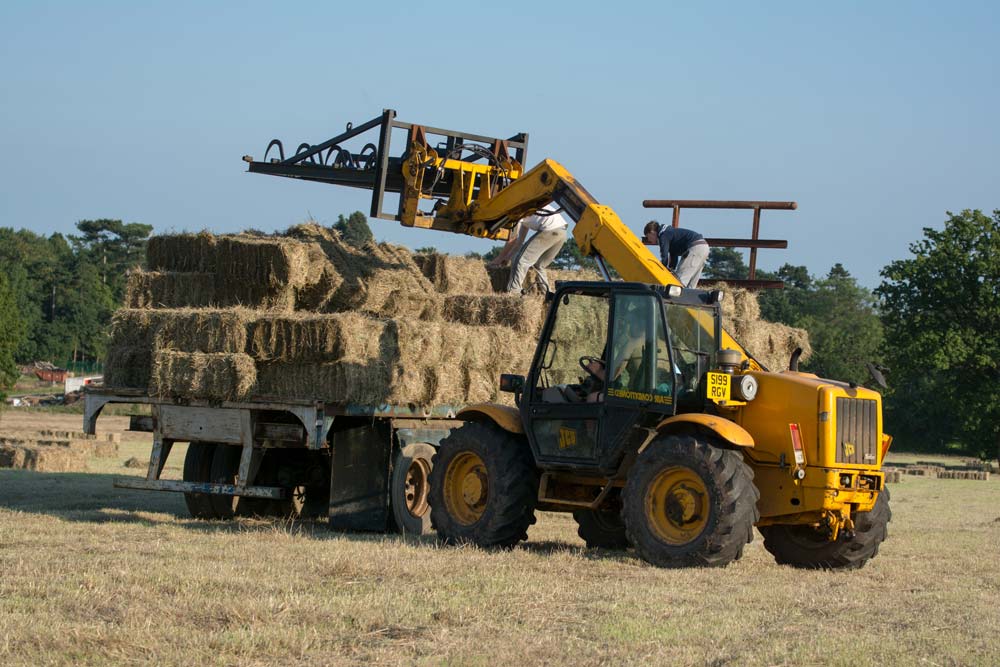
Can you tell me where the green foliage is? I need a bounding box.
[551,238,598,271]
[757,263,884,385]
[0,221,137,367]
[704,248,748,280]
[334,211,374,248]
[0,271,26,396]
[876,209,1000,459]
[414,246,437,254]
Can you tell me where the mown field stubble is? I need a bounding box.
[1,411,998,666]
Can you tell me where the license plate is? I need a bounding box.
[707,372,731,403]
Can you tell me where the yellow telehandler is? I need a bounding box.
[244,110,891,568]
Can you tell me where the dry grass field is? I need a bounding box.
[1,409,998,666]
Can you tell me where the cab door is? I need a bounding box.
[522,288,611,470]
[522,286,676,473]
[601,291,676,468]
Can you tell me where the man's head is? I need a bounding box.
[643,220,661,245]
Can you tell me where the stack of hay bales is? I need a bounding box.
[107,229,546,406]
[108,227,813,406]
[718,284,812,371]
[0,431,119,472]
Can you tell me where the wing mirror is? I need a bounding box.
[499,374,525,393]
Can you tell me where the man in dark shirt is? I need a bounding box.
[642,220,710,287]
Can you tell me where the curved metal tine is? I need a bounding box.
[324,145,340,166]
[264,139,285,163]
[295,142,320,164]
[358,143,378,170]
[332,147,354,169]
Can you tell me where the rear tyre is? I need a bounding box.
[207,444,241,520]
[760,487,891,570]
[623,435,759,568]
[182,442,217,519]
[574,507,629,550]
[391,442,436,536]
[428,422,537,548]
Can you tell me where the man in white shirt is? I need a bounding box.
[488,204,569,294]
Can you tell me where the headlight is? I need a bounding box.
[734,374,758,401]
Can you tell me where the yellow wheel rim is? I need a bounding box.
[443,452,489,526]
[645,466,709,545]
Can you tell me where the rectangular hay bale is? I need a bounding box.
[149,351,257,402]
[441,294,544,334]
[124,271,218,309]
[414,253,493,294]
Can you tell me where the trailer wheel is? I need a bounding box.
[428,422,537,548]
[760,487,891,570]
[623,435,759,568]
[182,442,218,519]
[574,507,629,550]
[208,444,241,520]
[391,442,436,536]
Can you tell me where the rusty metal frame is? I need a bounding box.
[642,199,797,289]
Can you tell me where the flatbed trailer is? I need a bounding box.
[83,387,465,534]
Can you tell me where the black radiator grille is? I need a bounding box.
[835,398,879,465]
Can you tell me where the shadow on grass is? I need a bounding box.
[0,469,642,563]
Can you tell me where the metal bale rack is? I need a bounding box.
[642,199,797,289]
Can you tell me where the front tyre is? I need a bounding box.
[623,435,759,568]
[428,422,537,548]
[760,487,891,570]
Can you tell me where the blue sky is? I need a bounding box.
[1,1,996,287]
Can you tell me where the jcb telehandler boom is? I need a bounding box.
[244,110,891,568]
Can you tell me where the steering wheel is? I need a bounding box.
[578,356,605,383]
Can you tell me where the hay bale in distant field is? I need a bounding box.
[124,271,217,309]
[35,438,119,458]
[147,232,218,272]
[414,253,493,294]
[0,444,88,472]
[149,351,256,402]
[441,294,545,334]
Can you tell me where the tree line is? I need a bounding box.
[1,210,996,460]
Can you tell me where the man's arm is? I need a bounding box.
[657,229,672,268]
[488,222,527,267]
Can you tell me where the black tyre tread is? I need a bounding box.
[182,442,217,519]
[573,508,629,550]
[622,435,759,568]
[428,422,537,549]
[760,487,891,570]
[208,444,241,520]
